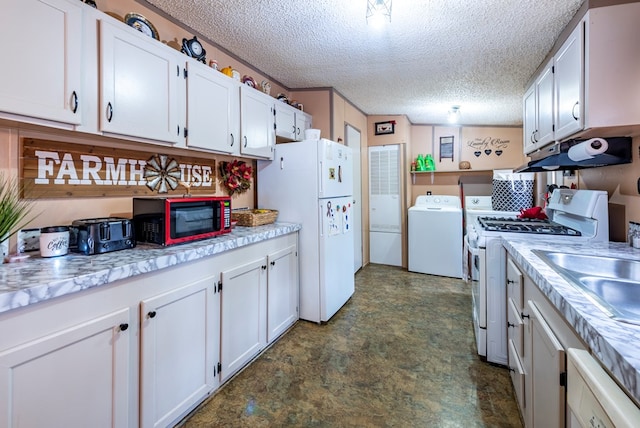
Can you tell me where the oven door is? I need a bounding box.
[471,244,486,358]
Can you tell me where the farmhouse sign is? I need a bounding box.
[21,138,217,198]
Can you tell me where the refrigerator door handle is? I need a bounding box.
[319,161,324,196]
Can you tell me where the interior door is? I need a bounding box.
[368,144,402,266]
[345,124,363,273]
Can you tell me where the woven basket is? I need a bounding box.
[231,209,278,227]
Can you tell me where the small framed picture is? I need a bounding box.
[375,121,395,135]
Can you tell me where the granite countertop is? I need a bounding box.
[0,223,301,316]
[503,238,640,404]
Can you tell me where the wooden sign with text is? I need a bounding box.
[21,138,217,198]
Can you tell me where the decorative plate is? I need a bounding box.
[242,75,257,88]
[124,13,159,40]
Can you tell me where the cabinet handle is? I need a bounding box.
[106,102,113,122]
[119,323,129,331]
[291,125,296,134]
[148,310,157,319]
[270,260,276,266]
[507,322,515,328]
[297,127,301,136]
[244,136,248,148]
[509,367,515,373]
[521,312,530,319]
[507,279,515,284]
[262,265,267,270]
[230,134,234,147]
[71,91,79,113]
[571,101,580,120]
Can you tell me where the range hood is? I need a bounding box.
[515,137,632,173]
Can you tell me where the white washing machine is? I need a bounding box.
[408,195,463,278]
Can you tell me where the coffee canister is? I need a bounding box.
[40,226,70,257]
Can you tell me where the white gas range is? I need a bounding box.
[468,189,609,365]
[463,196,519,282]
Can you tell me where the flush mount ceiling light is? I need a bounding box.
[448,105,461,123]
[366,0,392,26]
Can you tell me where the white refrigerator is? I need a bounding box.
[258,138,355,323]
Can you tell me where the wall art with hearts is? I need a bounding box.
[458,127,524,171]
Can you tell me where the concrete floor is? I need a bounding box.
[179,264,523,427]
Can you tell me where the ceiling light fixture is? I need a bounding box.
[448,105,461,123]
[366,0,392,26]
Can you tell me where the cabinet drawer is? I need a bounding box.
[508,339,526,415]
[507,257,524,308]
[508,298,524,355]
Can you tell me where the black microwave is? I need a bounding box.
[133,196,231,246]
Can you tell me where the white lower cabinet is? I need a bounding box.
[267,244,299,343]
[139,276,219,428]
[506,254,586,428]
[0,231,298,427]
[219,234,299,382]
[220,257,268,382]
[526,300,566,428]
[0,308,132,428]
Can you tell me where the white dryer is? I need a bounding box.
[408,195,463,278]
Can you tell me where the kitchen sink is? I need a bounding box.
[533,250,640,325]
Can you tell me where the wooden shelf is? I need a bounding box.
[410,169,494,184]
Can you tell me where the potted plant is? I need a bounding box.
[0,174,37,259]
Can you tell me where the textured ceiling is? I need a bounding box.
[144,0,585,126]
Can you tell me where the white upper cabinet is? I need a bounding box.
[522,85,538,154]
[581,3,640,132]
[523,60,553,155]
[275,102,313,142]
[535,60,555,149]
[554,22,584,141]
[296,110,312,140]
[524,2,640,152]
[275,102,297,141]
[99,18,182,145]
[240,86,275,159]
[0,0,83,127]
[185,60,240,154]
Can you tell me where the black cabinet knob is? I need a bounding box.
[119,323,129,331]
[148,311,157,319]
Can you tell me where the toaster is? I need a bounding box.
[70,217,136,255]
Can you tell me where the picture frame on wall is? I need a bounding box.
[374,121,395,135]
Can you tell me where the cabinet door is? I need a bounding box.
[99,19,181,144]
[220,257,267,382]
[536,60,555,147]
[0,0,82,126]
[523,84,538,154]
[554,22,584,141]
[275,102,296,141]
[295,111,312,141]
[0,308,131,428]
[528,300,566,428]
[267,244,299,343]
[508,339,526,416]
[185,60,240,154]
[139,276,218,428]
[240,86,275,159]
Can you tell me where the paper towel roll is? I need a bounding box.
[567,138,609,161]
